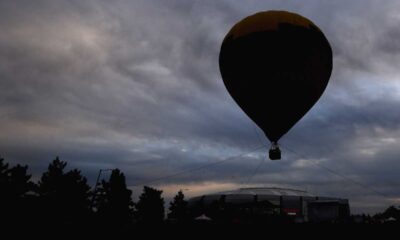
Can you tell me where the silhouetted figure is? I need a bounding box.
[38,157,91,226]
[94,169,134,227]
[168,190,189,223]
[135,186,165,224]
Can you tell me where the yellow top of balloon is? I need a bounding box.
[226,11,319,40]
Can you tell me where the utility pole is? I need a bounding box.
[91,168,114,209]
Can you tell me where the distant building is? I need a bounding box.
[187,187,350,223]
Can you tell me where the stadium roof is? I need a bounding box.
[188,187,348,206]
[214,187,315,197]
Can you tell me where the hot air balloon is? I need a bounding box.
[219,11,332,160]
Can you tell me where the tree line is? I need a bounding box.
[0,156,189,228]
[1,156,399,227]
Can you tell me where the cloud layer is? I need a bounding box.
[1,0,400,213]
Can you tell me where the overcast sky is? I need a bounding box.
[1,0,400,214]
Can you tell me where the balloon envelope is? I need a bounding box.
[219,11,332,143]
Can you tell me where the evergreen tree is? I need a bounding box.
[95,169,134,226]
[0,157,35,225]
[0,157,9,189]
[38,157,91,225]
[168,190,189,223]
[8,164,34,198]
[135,186,165,224]
[383,206,400,222]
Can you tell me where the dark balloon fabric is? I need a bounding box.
[219,11,332,142]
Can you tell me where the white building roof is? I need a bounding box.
[215,187,315,197]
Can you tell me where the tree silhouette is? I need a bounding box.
[38,157,91,225]
[94,169,134,226]
[382,206,400,222]
[4,155,400,227]
[0,157,35,225]
[8,164,34,198]
[168,190,189,223]
[135,186,165,224]
[0,157,9,187]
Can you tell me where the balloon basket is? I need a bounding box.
[269,142,281,160]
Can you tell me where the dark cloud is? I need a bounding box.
[1,0,400,214]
